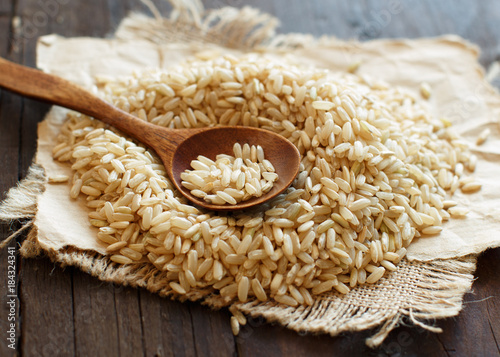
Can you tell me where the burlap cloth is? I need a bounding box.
[2,1,500,348]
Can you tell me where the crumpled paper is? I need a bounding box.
[35,31,500,261]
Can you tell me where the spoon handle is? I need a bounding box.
[0,57,162,145]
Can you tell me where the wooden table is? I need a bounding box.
[1,1,499,356]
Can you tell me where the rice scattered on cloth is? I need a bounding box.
[50,54,479,310]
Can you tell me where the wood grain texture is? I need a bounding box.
[0,1,499,356]
[72,270,121,356]
[113,287,144,357]
[0,3,22,357]
[188,302,236,357]
[139,291,198,357]
[20,259,75,356]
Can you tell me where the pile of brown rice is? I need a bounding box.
[52,53,480,312]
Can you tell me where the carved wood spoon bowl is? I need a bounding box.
[0,57,301,210]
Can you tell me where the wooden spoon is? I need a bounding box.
[0,57,301,210]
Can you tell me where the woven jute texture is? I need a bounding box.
[0,1,480,347]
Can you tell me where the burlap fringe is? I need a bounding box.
[15,229,478,349]
[0,164,45,249]
[116,2,310,50]
[0,0,479,348]
[0,164,45,221]
[234,257,476,348]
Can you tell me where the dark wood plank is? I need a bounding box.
[106,0,173,30]
[189,303,236,357]
[19,258,75,356]
[0,240,18,357]
[276,0,365,39]
[139,290,197,357]
[113,286,144,357]
[235,316,451,357]
[72,270,120,356]
[0,4,22,357]
[0,16,21,196]
[235,320,372,357]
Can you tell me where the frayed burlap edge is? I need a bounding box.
[0,164,45,250]
[14,222,478,348]
[0,0,479,348]
[234,257,476,347]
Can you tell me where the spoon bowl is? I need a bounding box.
[0,57,301,210]
[167,126,300,210]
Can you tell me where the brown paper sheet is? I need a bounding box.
[35,33,500,261]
